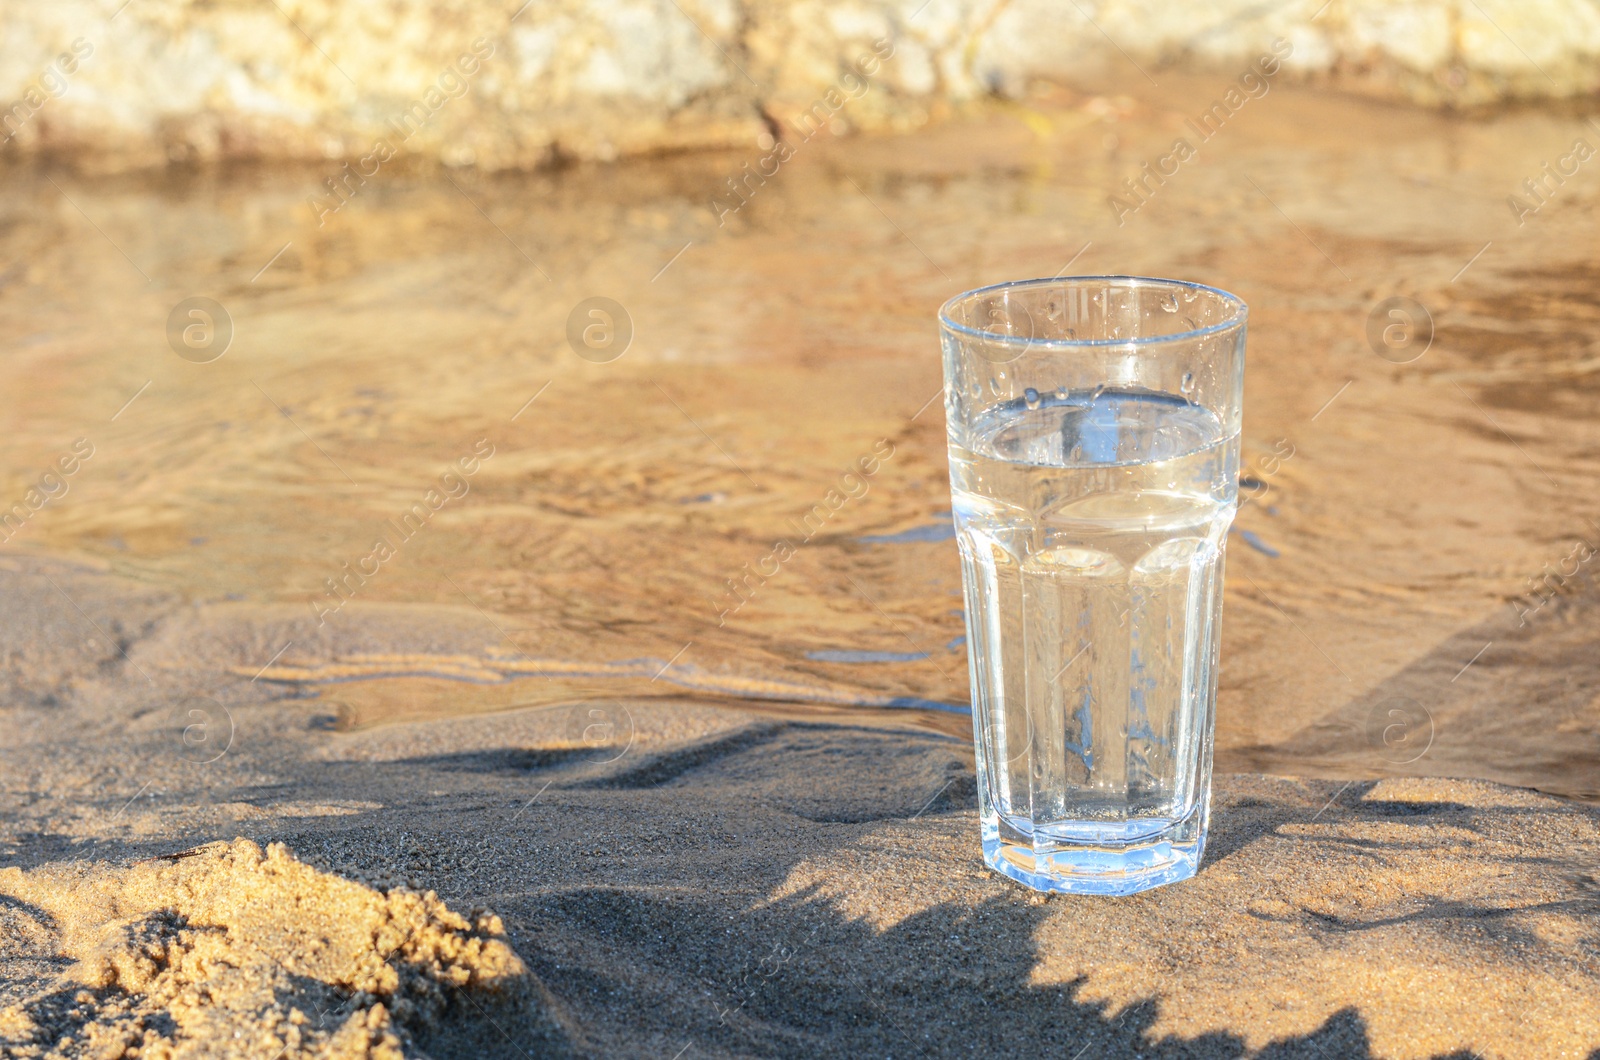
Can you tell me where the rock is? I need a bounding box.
[2,0,1598,170]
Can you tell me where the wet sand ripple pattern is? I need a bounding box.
[237,650,968,713]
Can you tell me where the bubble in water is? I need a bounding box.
[1055,386,1068,399]
[1182,289,1197,303]
[1023,387,1042,409]
[1160,292,1179,313]
[1180,316,1198,331]
[1064,328,1077,340]
[1046,299,1061,319]
[1180,372,1195,394]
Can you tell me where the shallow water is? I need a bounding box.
[2,75,1598,800]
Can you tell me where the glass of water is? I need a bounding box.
[939,276,1246,896]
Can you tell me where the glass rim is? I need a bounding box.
[938,274,1248,349]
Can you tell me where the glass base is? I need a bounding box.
[979,807,1206,896]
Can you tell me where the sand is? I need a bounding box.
[2,73,1600,1057]
[1,601,1596,1057]
[0,840,558,1059]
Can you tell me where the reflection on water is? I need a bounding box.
[1,75,1598,800]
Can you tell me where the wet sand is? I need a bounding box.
[2,74,1600,1056]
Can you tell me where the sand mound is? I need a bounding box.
[0,840,564,1059]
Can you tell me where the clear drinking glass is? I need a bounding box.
[939,276,1246,895]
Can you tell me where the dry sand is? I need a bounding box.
[0,840,557,1059]
[2,74,1600,1057]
